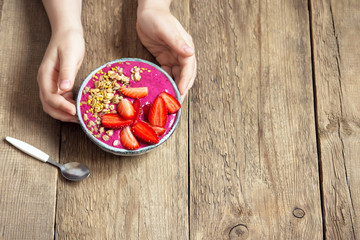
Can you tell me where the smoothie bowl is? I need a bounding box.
[76,58,182,156]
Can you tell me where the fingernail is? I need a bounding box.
[183,45,194,55]
[60,80,70,90]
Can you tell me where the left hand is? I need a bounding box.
[136,8,196,102]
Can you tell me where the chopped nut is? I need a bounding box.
[87,120,95,128]
[134,71,141,81]
[94,81,100,88]
[99,127,105,133]
[83,86,90,94]
[106,130,113,136]
[83,113,88,121]
[113,140,120,146]
[109,105,115,110]
[113,83,121,90]
[111,95,122,104]
[90,88,100,93]
[102,135,110,141]
[105,92,114,100]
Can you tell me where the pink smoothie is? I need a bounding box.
[79,60,179,149]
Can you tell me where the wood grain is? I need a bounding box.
[189,0,323,238]
[310,0,360,238]
[0,0,58,239]
[55,0,189,239]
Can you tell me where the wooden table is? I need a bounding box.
[1,0,359,239]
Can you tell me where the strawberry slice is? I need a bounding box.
[148,96,167,127]
[159,92,181,114]
[131,120,159,144]
[117,99,135,119]
[120,126,140,150]
[142,103,151,121]
[151,126,166,136]
[131,99,142,125]
[101,113,132,129]
[120,87,148,99]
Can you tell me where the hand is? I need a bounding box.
[136,8,196,102]
[37,29,85,122]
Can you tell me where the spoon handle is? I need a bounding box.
[5,137,49,162]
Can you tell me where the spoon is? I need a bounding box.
[5,136,90,181]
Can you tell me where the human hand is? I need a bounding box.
[37,29,85,122]
[136,7,196,102]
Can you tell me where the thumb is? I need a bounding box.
[58,50,79,91]
[159,20,194,57]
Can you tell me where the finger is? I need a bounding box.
[58,49,81,92]
[44,105,79,123]
[183,58,197,94]
[177,55,196,96]
[37,60,59,94]
[158,19,195,58]
[172,66,181,85]
[174,18,195,49]
[40,90,76,116]
[161,65,172,77]
[62,91,76,105]
[156,51,178,67]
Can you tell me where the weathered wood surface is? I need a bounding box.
[1,0,360,239]
[311,0,360,239]
[0,0,58,239]
[189,0,323,239]
[55,0,189,239]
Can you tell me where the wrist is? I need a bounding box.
[137,0,171,15]
[51,24,83,37]
[42,0,83,36]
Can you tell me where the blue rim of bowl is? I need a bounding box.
[76,58,182,156]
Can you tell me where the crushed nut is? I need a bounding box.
[102,135,110,141]
[106,130,113,136]
[113,140,120,146]
[83,113,88,121]
[87,120,95,128]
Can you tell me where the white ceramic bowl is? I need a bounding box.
[76,58,182,156]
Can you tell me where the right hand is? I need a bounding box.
[37,29,85,122]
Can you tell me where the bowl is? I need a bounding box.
[76,58,182,156]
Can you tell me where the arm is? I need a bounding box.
[37,0,85,122]
[137,0,196,101]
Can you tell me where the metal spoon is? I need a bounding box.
[5,136,90,181]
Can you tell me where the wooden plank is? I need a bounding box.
[189,0,323,238]
[55,0,189,239]
[310,0,360,238]
[0,0,59,239]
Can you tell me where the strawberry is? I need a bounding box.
[131,120,159,144]
[159,92,181,114]
[120,87,148,99]
[148,96,167,127]
[101,113,132,129]
[117,98,135,119]
[151,125,166,136]
[142,103,151,121]
[120,126,140,150]
[131,99,142,126]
